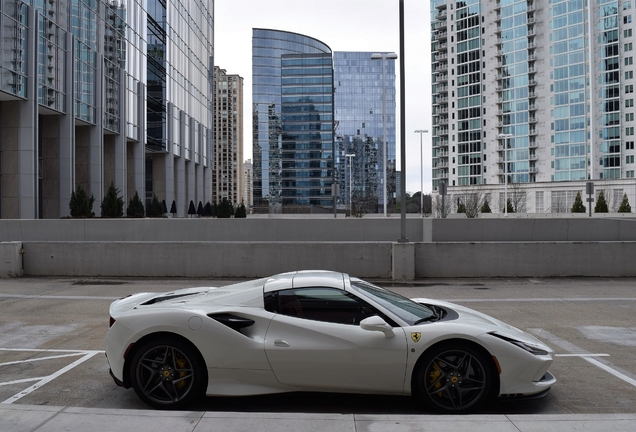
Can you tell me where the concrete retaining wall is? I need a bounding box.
[416,242,636,278]
[1,217,635,243]
[22,242,393,278]
[0,242,22,277]
[19,241,636,279]
[0,218,422,242]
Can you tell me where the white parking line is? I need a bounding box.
[0,352,88,367]
[0,349,103,404]
[0,293,118,300]
[554,353,610,357]
[529,328,636,388]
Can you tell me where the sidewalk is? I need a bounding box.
[2,404,636,432]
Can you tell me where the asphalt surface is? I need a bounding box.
[1,276,636,429]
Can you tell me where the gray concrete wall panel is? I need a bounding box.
[415,242,636,278]
[22,242,392,278]
[0,242,22,277]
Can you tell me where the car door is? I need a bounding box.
[264,287,408,393]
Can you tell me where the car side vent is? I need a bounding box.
[208,313,255,333]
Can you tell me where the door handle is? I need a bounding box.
[274,339,290,347]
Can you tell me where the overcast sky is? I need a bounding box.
[214,0,433,194]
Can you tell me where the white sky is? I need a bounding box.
[214,0,433,194]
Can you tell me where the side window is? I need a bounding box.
[276,288,377,325]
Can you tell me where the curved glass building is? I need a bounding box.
[252,29,334,208]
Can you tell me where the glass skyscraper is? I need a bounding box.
[0,0,214,219]
[431,0,636,213]
[252,29,334,208]
[334,52,396,210]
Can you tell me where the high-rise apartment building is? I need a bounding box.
[334,52,397,211]
[0,0,214,219]
[252,29,334,209]
[213,67,243,205]
[431,0,636,212]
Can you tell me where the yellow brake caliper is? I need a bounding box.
[175,356,188,389]
[429,362,443,397]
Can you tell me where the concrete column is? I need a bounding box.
[58,32,76,218]
[392,242,415,281]
[133,81,146,197]
[165,103,175,215]
[89,50,105,212]
[114,67,127,204]
[17,6,39,219]
[175,155,186,217]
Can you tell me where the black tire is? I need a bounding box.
[129,337,205,409]
[414,342,495,413]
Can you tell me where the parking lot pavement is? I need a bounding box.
[0,276,635,420]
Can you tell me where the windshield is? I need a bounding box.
[350,279,436,325]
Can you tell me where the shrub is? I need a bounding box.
[126,192,145,218]
[69,185,95,218]
[100,182,124,218]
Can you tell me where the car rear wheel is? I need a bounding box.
[415,342,494,413]
[130,338,205,409]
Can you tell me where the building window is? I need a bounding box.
[627,155,635,164]
[625,1,633,10]
[627,127,635,135]
[627,113,635,121]
[627,85,634,93]
[627,70,634,79]
[625,16,633,24]
[627,99,635,107]
[626,43,634,52]
[626,57,634,66]
[626,29,634,37]
[627,141,635,149]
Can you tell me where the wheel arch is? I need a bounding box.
[410,338,500,399]
[122,331,208,389]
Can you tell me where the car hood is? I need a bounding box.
[412,297,550,348]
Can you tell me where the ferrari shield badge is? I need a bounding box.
[411,332,421,343]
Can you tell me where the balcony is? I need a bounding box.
[529,153,538,161]
[529,167,538,173]
[437,74,448,82]
[529,128,537,136]
[528,79,537,86]
[528,91,537,99]
[527,16,535,25]
[529,115,537,123]
[529,141,538,149]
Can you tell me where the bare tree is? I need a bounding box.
[456,187,488,218]
[433,194,452,218]
[549,191,568,213]
[509,182,527,213]
[351,192,378,217]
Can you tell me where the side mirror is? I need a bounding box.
[360,315,395,338]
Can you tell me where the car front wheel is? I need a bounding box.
[129,337,205,409]
[415,342,494,413]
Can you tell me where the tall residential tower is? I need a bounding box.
[213,67,244,206]
[431,0,636,212]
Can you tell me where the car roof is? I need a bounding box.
[263,270,346,292]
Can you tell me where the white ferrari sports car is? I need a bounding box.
[104,271,555,412]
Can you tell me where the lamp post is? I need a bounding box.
[414,129,429,216]
[345,153,356,215]
[371,52,398,217]
[498,133,513,216]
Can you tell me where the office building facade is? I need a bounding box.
[213,67,243,206]
[0,0,214,219]
[252,29,334,208]
[431,0,636,212]
[334,52,396,211]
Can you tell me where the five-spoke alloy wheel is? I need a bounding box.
[130,338,205,409]
[415,343,494,413]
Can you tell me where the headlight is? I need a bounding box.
[489,332,549,355]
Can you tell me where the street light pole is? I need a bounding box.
[345,153,355,215]
[498,133,513,216]
[371,52,398,217]
[415,129,429,216]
